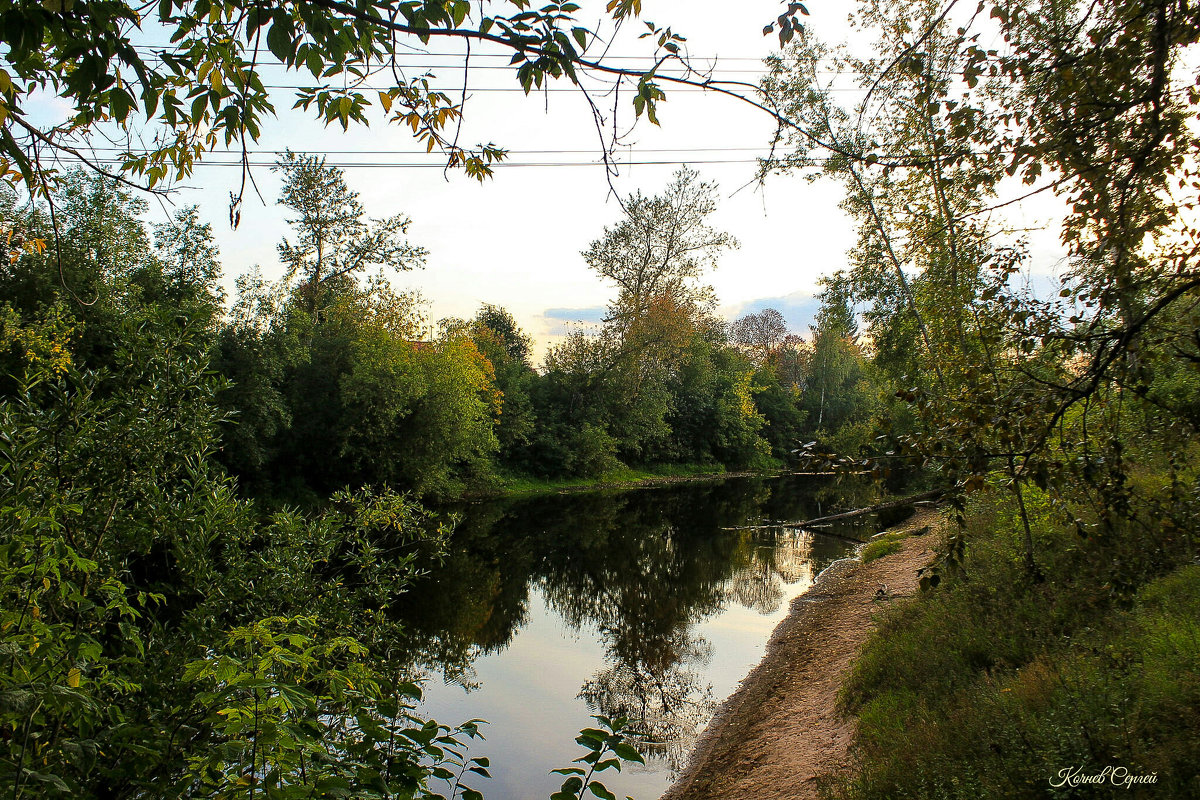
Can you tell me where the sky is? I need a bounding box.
[26,1,1113,362]
[119,1,857,362]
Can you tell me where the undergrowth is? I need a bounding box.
[830,488,1200,799]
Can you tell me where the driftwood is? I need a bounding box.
[720,488,947,540]
[785,488,948,529]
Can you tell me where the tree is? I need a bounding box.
[335,312,501,496]
[583,167,738,322]
[0,170,226,377]
[469,304,538,460]
[730,307,789,365]
[0,287,476,796]
[274,151,426,320]
[803,289,872,437]
[766,0,1200,576]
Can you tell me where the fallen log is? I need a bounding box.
[784,488,948,529]
[718,488,947,544]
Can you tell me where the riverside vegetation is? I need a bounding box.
[0,161,868,797]
[3,0,1200,797]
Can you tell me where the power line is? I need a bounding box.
[45,157,790,169]
[125,44,788,62]
[76,145,776,155]
[254,83,872,94]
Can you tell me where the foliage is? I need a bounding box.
[583,167,736,321]
[274,151,426,320]
[800,289,876,439]
[0,267,468,797]
[761,1,1200,792]
[181,616,489,800]
[730,307,788,365]
[465,305,538,462]
[550,716,645,800]
[521,167,792,476]
[834,491,1200,799]
[0,0,703,197]
[213,160,502,498]
[765,0,1200,572]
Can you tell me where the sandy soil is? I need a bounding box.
[660,508,942,800]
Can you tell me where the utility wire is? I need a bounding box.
[41,157,790,169]
[74,145,776,154]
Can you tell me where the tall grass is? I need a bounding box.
[831,488,1200,799]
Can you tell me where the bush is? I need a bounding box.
[833,490,1200,800]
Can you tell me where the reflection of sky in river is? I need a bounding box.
[416,531,838,800]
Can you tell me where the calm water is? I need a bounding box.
[392,474,885,800]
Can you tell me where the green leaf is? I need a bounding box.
[267,18,293,63]
[577,728,608,743]
[589,782,617,800]
[611,742,644,764]
[189,93,208,123]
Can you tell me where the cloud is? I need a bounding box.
[543,306,607,322]
[725,292,822,334]
[540,306,607,336]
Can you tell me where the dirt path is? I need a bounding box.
[661,508,942,800]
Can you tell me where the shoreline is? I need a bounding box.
[462,468,843,501]
[661,507,942,800]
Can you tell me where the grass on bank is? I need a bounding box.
[828,486,1200,800]
[860,531,907,563]
[485,462,757,498]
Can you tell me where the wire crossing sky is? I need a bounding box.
[62,0,848,362]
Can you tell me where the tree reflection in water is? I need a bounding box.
[579,631,717,772]
[389,475,878,780]
[574,526,820,772]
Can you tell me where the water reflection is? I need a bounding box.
[579,631,717,770]
[390,475,881,798]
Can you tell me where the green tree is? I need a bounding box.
[766,0,1200,573]
[583,166,737,323]
[470,304,538,462]
[802,290,874,442]
[0,170,225,378]
[337,309,501,496]
[545,168,748,469]
[274,151,426,321]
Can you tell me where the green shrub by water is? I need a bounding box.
[859,532,905,563]
[832,490,1200,799]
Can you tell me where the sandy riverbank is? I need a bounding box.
[661,507,942,800]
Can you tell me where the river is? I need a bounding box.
[389,474,887,799]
